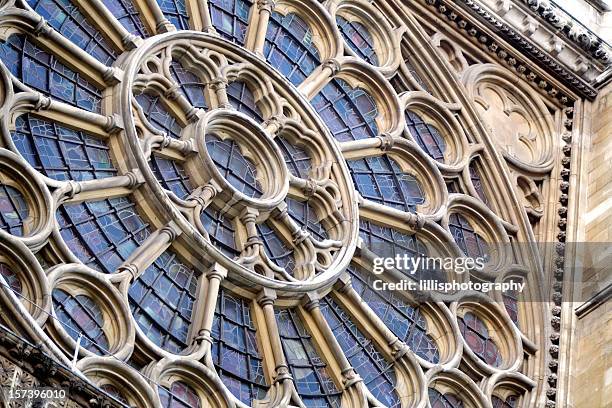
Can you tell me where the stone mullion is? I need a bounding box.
[196,0,216,33]
[244,0,274,56]
[194,263,227,359]
[138,0,175,33]
[358,194,423,231]
[139,131,197,162]
[73,0,140,50]
[339,134,396,159]
[298,59,341,101]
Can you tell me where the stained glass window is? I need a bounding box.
[129,250,198,353]
[103,0,149,37]
[27,0,118,65]
[428,388,463,408]
[336,16,378,65]
[0,263,22,295]
[503,283,520,326]
[52,289,109,355]
[287,198,328,242]
[492,395,518,408]
[469,160,489,205]
[275,136,312,179]
[348,155,425,212]
[405,111,445,161]
[349,265,440,363]
[264,12,321,86]
[0,35,102,112]
[227,81,264,122]
[156,0,190,30]
[256,222,295,273]
[201,206,240,257]
[170,61,208,109]
[457,311,502,367]
[0,184,29,237]
[206,134,262,198]
[320,296,400,408]
[275,308,341,407]
[13,114,116,182]
[211,289,267,404]
[311,79,378,142]
[136,93,183,139]
[150,156,193,199]
[57,196,150,274]
[159,381,201,408]
[448,213,489,260]
[100,384,129,405]
[209,0,252,44]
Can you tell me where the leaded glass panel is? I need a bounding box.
[256,222,295,273]
[428,388,463,408]
[201,206,240,258]
[159,381,201,408]
[448,213,489,260]
[209,0,252,44]
[156,0,190,30]
[287,198,328,242]
[457,311,502,367]
[405,111,445,161]
[170,61,208,109]
[0,184,28,237]
[136,93,183,139]
[0,263,22,295]
[150,156,194,199]
[226,81,264,121]
[336,16,378,65]
[103,0,149,37]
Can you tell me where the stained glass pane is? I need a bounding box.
[206,134,262,198]
[0,263,22,295]
[492,395,519,408]
[0,184,29,237]
[311,79,378,142]
[349,265,440,363]
[448,213,489,260]
[150,156,194,199]
[226,81,263,122]
[13,114,116,181]
[57,196,150,273]
[264,12,321,86]
[257,222,295,273]
[405,111,445,161]
[503,282,520,327]
[211,289,267,404]
[103,0,149,37]
[159,381,201,408]
[201,206,240,257]
[100,384,129,404]
[320,296,400,408]
[275,136,311,179]
[428,388,463,408]
[287,198,328,242]
[156,0,190,30]
[136,93,183,139]
[348,155,425,212]
[209,0,252,44]
[457,311,502,367]
[170,61,208,109]
[276,309,341,407]
[27,0,118,65]
[336,16,378,65]
[52,289,109,355]
[469,160,489,205]
[0,35,102,112]
[129,250,198,353]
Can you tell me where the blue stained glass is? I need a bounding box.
[336,16,378,65]
[226,81,263,122]
[429,388,464,408]
[264,12,321,86]
[286,198,328,242]
[0,263,22,294]
[159,381,201,408]
[209,0,252,44]
[275,136,311,179]
[135,93,183,139]
[0,184,29,237]
[103,0,149,37]
[405,111,446,161]
[129,250,198,353]
[311,79,378,142]
[27,0,118,65]
[492,395,518,408]
[458,311,502,367]
[348,155,425,212]
[320,297,400,408]
[52,289,109,355]
[448,213,489,261]
[0,35,102,112]
[13,114,116,181]
[150,155,193,199]
[276,309,341,407]
[256,222,295,273]
[201,206,239,258]
[206,134,262,198]
[348,265,440,363]
[170,61,208,109]
[156,0,190,30]
[57,196,150,273]
[211,289,267,404]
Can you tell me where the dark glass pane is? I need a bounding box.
[0,184,28,237]
[492,395,519,408]
[136,93,183,139]
[52,289,109,355]
[206,134,262,198]
[428,388,464,408]
[103,0,149,37]
[286,198,328,242]
[159,381,201,408]
[502,283,520,327]
[274,136,311,179]
[457,311,502,367]
[348,155,424,212]
[13,114,116,181]
[0,35,102,112]
[311,79,378,142]
[211,289,267,404]
[209,0,252,44]
[170,61,208,109]
[256,222,295,274]
[336,16,378,65]
[320,297,400,408]
[27,0,118,65]
[448,213,489,260]
[100,384,129,404]
[469,160,489,205]
[348,265,440,363]
[57,196,150,273]
[201,206,240,257]
[129,250,198,353]
[156,0,190,30]
[405,111,445,161]
[150,155,193,199]
[264,12,321,86]
[275,309,341,407]
[0,263,22,295]
[226,81,263,122]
